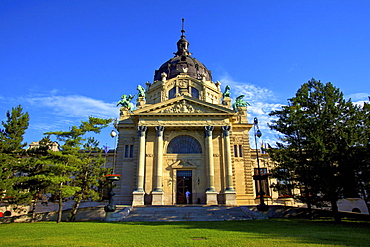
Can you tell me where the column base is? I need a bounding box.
[206,191,218,205]
[151,191,164,205]
[224,190,237,206]
[132,191,145,206]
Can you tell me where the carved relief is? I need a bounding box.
[178,79,188,88]
[159,100,202,113]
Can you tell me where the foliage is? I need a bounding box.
[0,107,113,222]
[0,220,369,246]
[45,116,112,223]
[356,98,370,203]
[268,79,369,222]
[0,105,29,205]
[0,105,29,152]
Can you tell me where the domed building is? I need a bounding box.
[113,27,275,206]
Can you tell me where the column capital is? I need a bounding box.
[155,126,165,137]
[204,126,214,137]
[137,126,147,137]
[222,126,231,137]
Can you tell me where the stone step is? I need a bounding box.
[119,206,252,222]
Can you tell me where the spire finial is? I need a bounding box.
[181,18,185,38]
[175,18,190,56]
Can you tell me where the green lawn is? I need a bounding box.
[1,219,369,246]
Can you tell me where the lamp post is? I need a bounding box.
[104,129,119,213]
[253,117,268,211]
[110,130,117,172]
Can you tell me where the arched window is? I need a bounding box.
[167,135,202,154]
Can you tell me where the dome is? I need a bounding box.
[154,31,212,82]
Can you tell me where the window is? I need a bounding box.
[234,145,243,157]
[254,168,270,197]
[169,87,177,99]
[124,145,134,158]
[190,87,199,99]
[177,170,192,177]
[167,135,202,154]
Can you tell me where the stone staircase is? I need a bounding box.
[118,206,252,222]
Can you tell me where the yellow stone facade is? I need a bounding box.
[112,30,279,206]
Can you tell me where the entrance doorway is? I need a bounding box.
[176,170,192,204]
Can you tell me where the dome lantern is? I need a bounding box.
[153,19,212,82]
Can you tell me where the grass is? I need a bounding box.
[0,219,369,246]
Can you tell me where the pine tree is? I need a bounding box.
[22,137,62,222]
[355,98,370,204]
[45,117,112,223]
[269,79,367,222]
[0,105,29,205]
[68,137,112,222]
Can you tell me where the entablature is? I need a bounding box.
[137,118,230,127]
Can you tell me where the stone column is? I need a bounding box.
[205,126,218,205]
[222,126,236,205]
[132,126,147,206]
[152,126,165,205]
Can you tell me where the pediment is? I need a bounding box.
[133,96,235,115]
[167,159,198,169]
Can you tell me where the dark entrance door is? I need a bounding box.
[176,170,192,204]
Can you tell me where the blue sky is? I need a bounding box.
[1,1,369,149]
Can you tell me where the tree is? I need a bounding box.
[68,137,112,222]
[45,116,112,223]
[355,98,370,205]
[0,105,29,206]
[269,79,367,222]
[268,100,320,218]
[21,138,63,222]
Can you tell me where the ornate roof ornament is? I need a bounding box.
[153,19,212,82]
[175,18,191,57]
[232,95,250,111]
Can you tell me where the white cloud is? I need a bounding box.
[234,84,276,103]
[218,74,284,148]
[218,73,276,103]
[25,94,118,119]
[347,93,369,101]
[346,93,369,107]
[29,118,76,133]
[0,92,120,144]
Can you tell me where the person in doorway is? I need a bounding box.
[185,190,191,204]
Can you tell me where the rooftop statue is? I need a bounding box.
[117,94,135,112]
[137,85,145,98]
[223,85,231,98]
[233,95,250,111]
